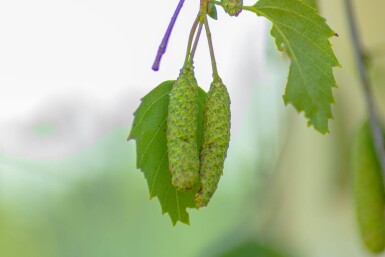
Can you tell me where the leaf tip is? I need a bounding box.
[180,218,191,226]
[170,215,191,226]
[171,218,190,226]
[308,120,330,134]
[127,122,137,141]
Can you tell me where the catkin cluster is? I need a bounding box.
[167,62,231,206]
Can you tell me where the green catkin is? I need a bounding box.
[353,122,385,253]
[221,0,243,17]
[195,79,231,207]
[167,61,200,191]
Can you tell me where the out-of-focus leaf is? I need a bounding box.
[352,121,385,253]
[216,241,289,257]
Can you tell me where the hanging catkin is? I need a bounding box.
[167,61,200,191]
[195,79,231,207]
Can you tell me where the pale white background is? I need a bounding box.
[0,0,271,159]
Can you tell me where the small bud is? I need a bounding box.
[221,0,243,17]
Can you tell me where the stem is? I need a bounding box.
[203,16,220,81]
[343,0,385,175]
[200,0,208,16]
[152,0,186,71]
[190,22,204,61]
[241,6,255,12]
[212,0,222,6]
[184,16,200,65]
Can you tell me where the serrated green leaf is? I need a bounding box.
[247,0,339,133]
[128,80,206,225]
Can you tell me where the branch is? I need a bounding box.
[343,0,385,175]
[152,0,186,71]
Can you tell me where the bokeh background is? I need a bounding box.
[1,0,385,256]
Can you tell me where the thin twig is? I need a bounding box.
[190,22,204,61]
[184,16,200,65]
[152,0,186,71]
[343,0,385,174]
[203,16,220,81]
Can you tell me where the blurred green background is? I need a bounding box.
[1,0,385,257]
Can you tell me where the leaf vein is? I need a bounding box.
[175,188,181,222]
[163,183,172,212]
[271,20,337,63]
[289,43,333,83]
[138,118,167,167]
[150,152,168,197]
[258,10,307,91]
[132,91,170,134]
[256,5,331,34]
